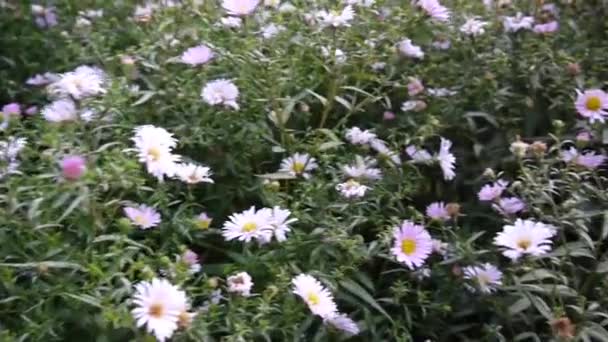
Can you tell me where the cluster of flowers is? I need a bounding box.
[37,65,107,122]
[131,125,214,184]
[391,217,555,293]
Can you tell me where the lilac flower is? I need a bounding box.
[2,103,21,116]
[180,45,214,66]
[426,202,450,221]
[416,0,450,22]
[533,21,559,34]
[32,5,58,28]
[492,197,525,216]
[478,180,508,201]
[406,145,433,163]
[562,147,606,169]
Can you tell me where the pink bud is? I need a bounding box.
[383,111,396,121]
[61,155,86,180]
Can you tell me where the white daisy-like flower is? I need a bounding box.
[427,88,457,97]
[179,44,214,66]
[437,137,456,180]
[401,100,418,112]
[406,145,433,163]
[26,72,59,86]
[345,127,377,145]
[336,179,369,198]
[201,79,240,110]
[324,313,360,336]
[41,99,78,122]
[503,12,534,32]
[227,271,254,297]
[316,5,354,28]
[341,156,382,180]
[222,206,273,242]
[174,163,213,184]
[221,0,260,16]
[321,47,347,64]
[416,0,450,22]
[493,219,556,261]
[265,206,297,242]
[260,23,285,39]
[397,38,424,59]
[220,16,243,28]
[48,65,106,100]
[344,0,375,7]
[131,278,189,342]
[132,125,181,181]
[264,0,281,8]
[279,153,318,179]
[463,263,503,294]
[124,204,162,229]
[292,274,338,318]
[370,139,402,165]
[460,17,489,36]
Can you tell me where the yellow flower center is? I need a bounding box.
[478,274,491,286]
[196,219,211,230]
[586,96,602,111]
[148,303,164,318]
[134,215,146,225]
[148,147,161,161]
[517,238,532,251]
[307,292,320,305]
[401,238,417,255]
[292,162,305,174]
[242,222,257,232]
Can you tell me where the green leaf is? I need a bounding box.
[61,293,102,308]
[509,297,531,315]
[339,279,393,324]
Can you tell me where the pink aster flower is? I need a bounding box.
[533,21,559,34]
[416,0,450,22]
[391,220,433,269]
[201,79,239,110]
[478,180,508,201]
[575,89,608,123]
[492,197,525,216]
[124,204,161,229]
[60,155,87,180]
[222,0,260,16]
[426,202,450,221]
[180,44,214,66]
[383,111,395,121]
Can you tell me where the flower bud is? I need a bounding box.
[298,103,310,113]
[530,141,547,157]
[414,100,427,112]
[550,317,575,339]
[482,168,495,179]
[510,140,529,158]
[207,277,220,288]
[446,202,461,217]
[566,62,581,76]
[383,111,396,121]
[60,155,87,180]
